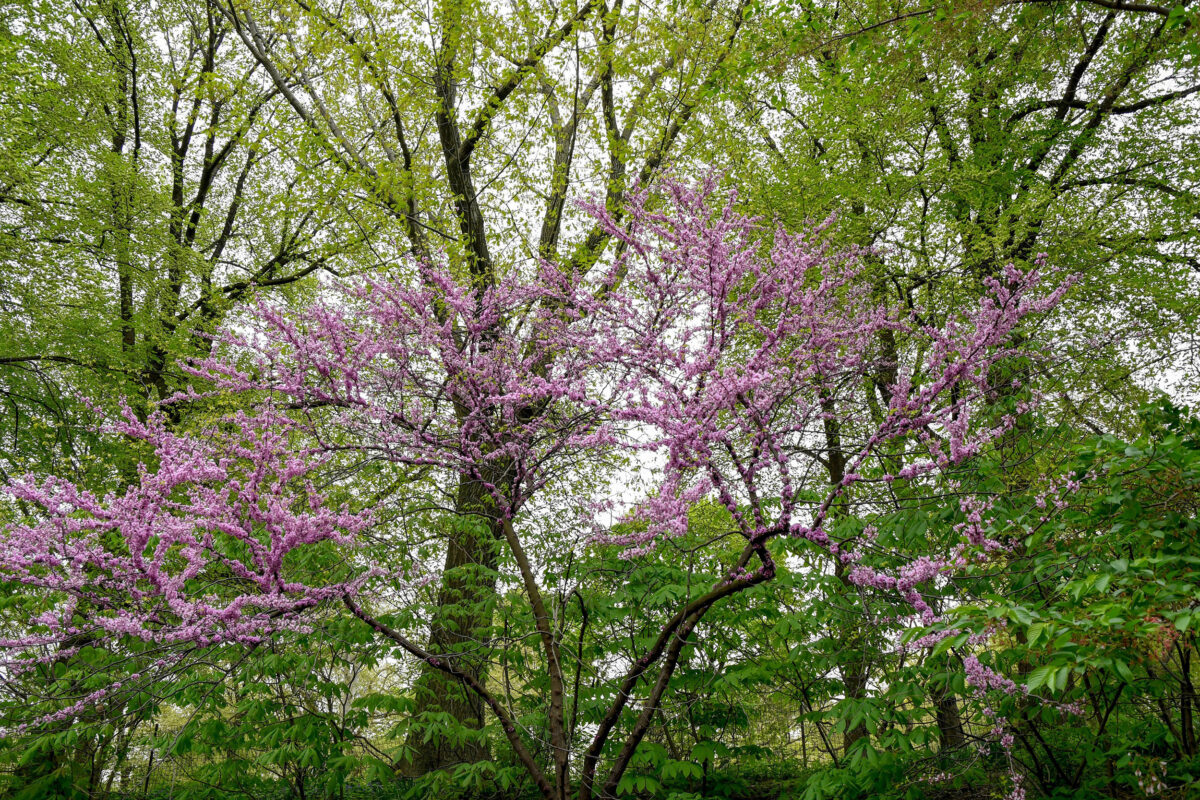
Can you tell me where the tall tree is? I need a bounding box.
[0,2,358,792]
[722,0,1199,426]
[698,0,1199,754]
[214,0,755,770]
[0,0,355,477]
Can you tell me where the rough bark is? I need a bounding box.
[822,397,871,757]
[934,682,966,750]
[405,474,503,773]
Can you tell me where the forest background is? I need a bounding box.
[0,1,1199,799]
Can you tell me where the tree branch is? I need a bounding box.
[1010,0,1175,15]
[459,1,596,167]
[578,537,771,800]
[342,595,555,799]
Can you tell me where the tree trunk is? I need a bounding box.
[404,473,502,773]
[822,397,871,757]
[833,562,871,758]
[935,689,966,750]
[1181,644,1197,756]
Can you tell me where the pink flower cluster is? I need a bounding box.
[1,405,373,660]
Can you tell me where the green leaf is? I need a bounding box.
[1027,664,1054,691]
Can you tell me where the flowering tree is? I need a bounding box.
[0,178,1067,799]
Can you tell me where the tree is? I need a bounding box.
[925,401,1200,795]
[720,0,1199,426]
[0,3,361,791]
[689,0,1199,758]
[1,178,1069,799]
[206,0,762,769]
[0,0,358,476]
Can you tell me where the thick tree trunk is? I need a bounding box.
[404,473,502,773]
[833,561,871,758]
[822,398,871,757]
[935,689,966,750]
